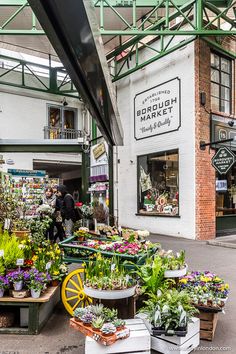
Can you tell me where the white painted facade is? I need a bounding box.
[115,42,196,239]
[0,86,83,176]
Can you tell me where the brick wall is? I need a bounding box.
[195,37,236,240]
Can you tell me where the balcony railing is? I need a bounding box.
[44,126,83,140]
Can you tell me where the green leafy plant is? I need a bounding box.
[140,289,198,333]
[85,253,135,290]
[91,316,105,330]
[112,319,125,329]
[0,232,24,269]
[159,250,186,270]
[102,308,118,322]
[29,216,52,246]
[90,304,104,317]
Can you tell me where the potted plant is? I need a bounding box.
[112,319,126,331]
[102,308,118,323]
[101,323,116,336]
[25,269,49,298]
[81,312,95,327]
[91,316,105,332]
[12,218,30,239]
[140,289,198,337]
[0,275,9,297]
[7,270,25,291]
[159,250,188,278]
[84,254,137,300]
[0,232,24,273]
[90,304,104,317]
[74,307,86,323]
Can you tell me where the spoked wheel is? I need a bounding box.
[61,268,92,316]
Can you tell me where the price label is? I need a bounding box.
[16,258,24,266]
[111,263,116,271]
[46,262,52,270]
[0,250,4,257]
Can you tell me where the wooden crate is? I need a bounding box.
[151,318,200,354]
[85,318,151,354]
[196,311,218,341]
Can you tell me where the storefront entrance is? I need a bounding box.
[212,115,236,236]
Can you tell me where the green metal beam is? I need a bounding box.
[102,29,236,35]
[0,53,79,98]
[93,0,229,7]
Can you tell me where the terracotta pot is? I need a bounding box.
[51,280,60,287]
[83,322,91,327]
[92,327,101,333]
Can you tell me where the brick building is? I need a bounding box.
[115,37,236,240]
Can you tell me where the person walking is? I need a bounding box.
[57,185,76,238]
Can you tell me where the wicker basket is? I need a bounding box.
[0,312,14,328]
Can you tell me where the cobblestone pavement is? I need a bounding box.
[0,234,235,354]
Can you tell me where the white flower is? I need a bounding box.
[137,230,150,237]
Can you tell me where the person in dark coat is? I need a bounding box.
[54,193,65,242]
[57,185,76,238]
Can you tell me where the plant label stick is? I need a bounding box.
[0,250,4,257]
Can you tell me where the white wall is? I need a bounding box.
[115,42,196,239]
[0,87,83,172]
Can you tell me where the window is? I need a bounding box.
[46,105,79,139]
[137,150,179,216]
[211,52,232,114]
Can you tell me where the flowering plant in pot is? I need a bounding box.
[0,275,10,297]
[84,254,136,293]
[25,269,50,298]
[179,271,229,309]
[7,270,25,291]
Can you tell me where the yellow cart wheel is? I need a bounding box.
[61,268,92,316]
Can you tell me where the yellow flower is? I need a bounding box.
[179,278,188,284]
[225,283,229,289]
[214,277,221,282]
[53,271,59,275]
[32,255,38,262]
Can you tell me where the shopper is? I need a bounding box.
[41,187,56,241]
[57,185,76,238]
[54,191,65,242]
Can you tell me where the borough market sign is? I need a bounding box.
[134,77,181,140]
[212,147,235,175]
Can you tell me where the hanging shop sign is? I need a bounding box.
[134,77,181,140]
[92,142,106,160]
[211,147,235,174]
[8,169,46,177]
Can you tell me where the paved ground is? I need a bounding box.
[0,234,235,354]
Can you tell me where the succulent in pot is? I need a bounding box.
[112,318,126,330]
[74,307,86,322]
[101,323,116,336]
[81,312,95,326]
[91,316,105,331]
[90,304,104,317]
[103,308,118,322]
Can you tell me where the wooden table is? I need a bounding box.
[0,285,60,334]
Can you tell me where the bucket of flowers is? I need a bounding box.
[0,276,10,297]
